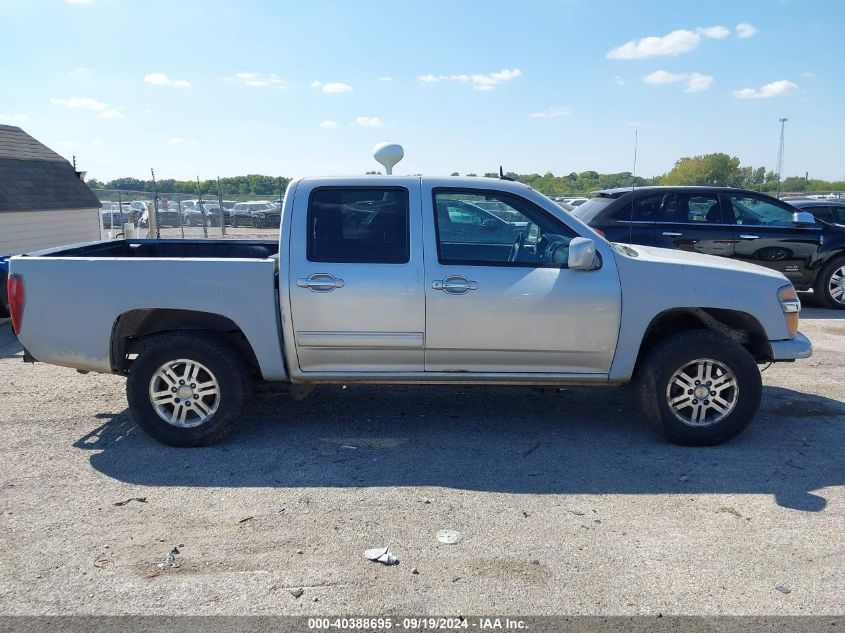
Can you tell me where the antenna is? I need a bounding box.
[499,166,514,181]
[373,142,404,175]
[776,118,788,196]
[629,130,638,247]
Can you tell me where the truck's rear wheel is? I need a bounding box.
[126,333,251,446]
[636,330,762,446]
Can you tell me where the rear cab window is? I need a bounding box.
[307,187,410,263]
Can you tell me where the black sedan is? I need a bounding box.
[572,186,845,309]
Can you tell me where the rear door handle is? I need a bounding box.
[297,273,345,292]
[432,275,479,294]
[662,231,683,237]
[739,234,760,240]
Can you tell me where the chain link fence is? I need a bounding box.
[91,187,845,242]
[93,189,284,241]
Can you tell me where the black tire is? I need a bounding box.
[635,330,762,446]
[813,256,845,309]
[0,270,8,318]
[126,332,251,447]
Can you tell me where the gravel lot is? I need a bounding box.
[0,298,842,616]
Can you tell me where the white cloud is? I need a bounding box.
[98,109,124,119]
[309,81,322,88]
[319,120,338,129]
[642,70,686,85]
[698,25,730,39]
[91,139,104,145]
[68,67,95,78]
[378,76,393,82]
[167,137,196,145]
[733,80,798,99]
[0,113,29,122]
[321,82,353,93]
[607,29,701,59]
[642,70,714,93]
[529,107,572,118]
[231,72,287,88]
[614,75,626,86]
[418,68,522,91]
[685,72,714,93]
[49,96,108,110]
[736,23,758,38]
[144,73,191,88]
[801,71,815,78]
[355,116,384,127]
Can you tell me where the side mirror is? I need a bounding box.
[482,218,498,230]
[568,237,600,270]
[792,211,816,225]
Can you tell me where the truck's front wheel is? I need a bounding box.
[636,330,762,446]
[126,333,251,446]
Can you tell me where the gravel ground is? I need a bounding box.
[0,299,842,616]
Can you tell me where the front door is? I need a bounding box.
[423,186,621,374]
[288,181,425,372]
[723,192,822,287]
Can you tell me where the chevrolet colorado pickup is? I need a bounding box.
[7,176,812,447]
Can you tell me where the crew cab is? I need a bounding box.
[7,177,812,447]
[572,186,845,308]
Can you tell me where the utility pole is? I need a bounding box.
[776,117,788,196]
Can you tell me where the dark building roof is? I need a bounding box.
[0,125,101,212]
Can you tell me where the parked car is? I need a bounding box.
[787,198,845,225]
[9,176,810,448]
[435,198,528,244]
[182,203,227,227]
[572,186,845,309]
[563,197,589,207]
[231,202,274,227]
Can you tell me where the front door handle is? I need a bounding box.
[297,273,345,292]
[432,275,479,294]
[662,231,683,237]
[739,234,760,240]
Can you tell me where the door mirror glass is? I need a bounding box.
[792,211,816,226]
[568,237,599,270]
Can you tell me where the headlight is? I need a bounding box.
[778,284,800,337]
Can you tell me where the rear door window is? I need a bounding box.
[611,194,666,222]
[660,193,724,223]
[307,188,410,263]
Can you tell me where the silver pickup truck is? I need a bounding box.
[7,176,811,447]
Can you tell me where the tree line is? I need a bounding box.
[87,154,844,197]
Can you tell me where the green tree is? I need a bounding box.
[661,153,744,187]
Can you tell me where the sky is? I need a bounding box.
[1,0,843,182]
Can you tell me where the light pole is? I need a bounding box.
[776,118,788,196]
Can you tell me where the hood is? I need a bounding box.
[615,243,789,283]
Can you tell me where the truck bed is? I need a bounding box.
[25,238,280,260]
[10,238,287,380]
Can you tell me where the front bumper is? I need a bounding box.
[769,331,813,361]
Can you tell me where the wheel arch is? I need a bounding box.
[110,308,261,375]
[635,307,773,370]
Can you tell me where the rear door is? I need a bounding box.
[288,180,425,372]
[653,191,736,257]
[724,192,822,287]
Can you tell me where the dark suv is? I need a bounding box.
[572,186,845,309]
